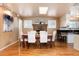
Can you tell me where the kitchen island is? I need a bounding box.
[57,29,79,51]
[57,29,79,43]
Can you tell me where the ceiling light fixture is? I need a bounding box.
[39,7,48,14]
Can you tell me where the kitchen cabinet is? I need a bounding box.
[73,34,79,50]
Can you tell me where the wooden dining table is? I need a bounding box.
[21,34,53,48]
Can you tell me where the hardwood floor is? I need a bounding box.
[0,42,79,56]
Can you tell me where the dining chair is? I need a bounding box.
[19,31,28,48]
[27,31,36,48]
[19,31,24,47]
[40,31,48,48]
[52,30,57,47]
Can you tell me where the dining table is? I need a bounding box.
[21,34,53,48]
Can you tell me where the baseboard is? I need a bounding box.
[0,40,18,51]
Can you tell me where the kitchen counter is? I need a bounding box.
[57,29,79,43]
[57,29,79,51]
[57,30,79,33]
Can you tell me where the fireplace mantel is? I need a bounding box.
[33,24,47,31]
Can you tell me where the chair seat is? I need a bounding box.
[28,40,36,43]
[20,39,23,41]
[48,39,51,41]
[25,38,28,41]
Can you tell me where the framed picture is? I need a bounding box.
[3,14,14,32]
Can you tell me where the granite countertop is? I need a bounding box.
[57,29,79,34]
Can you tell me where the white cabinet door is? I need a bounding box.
[67,33,74,43]
[74,35,79,50]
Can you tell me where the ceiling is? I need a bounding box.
[3,3,73,18]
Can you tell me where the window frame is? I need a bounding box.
[24,20,32,28]
[48,20,56,28]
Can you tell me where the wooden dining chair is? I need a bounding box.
[40,31,48,48]
[27,31,36,48]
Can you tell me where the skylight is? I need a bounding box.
[39,7,48,14]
